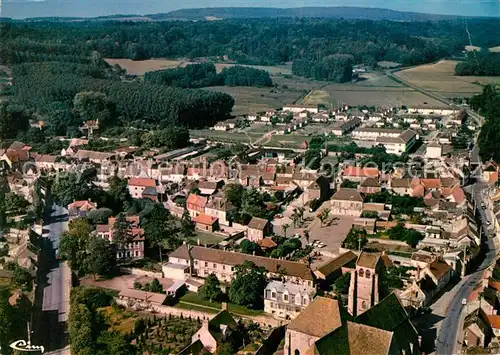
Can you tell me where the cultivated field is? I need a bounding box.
[297,71,420,107]
[181,62,293,75]
[204,86,303,115]
[394,60,500,98]
[104,58,182,75]
[303,85,442,107]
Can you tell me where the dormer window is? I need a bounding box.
[283,294,289,302]
[359,268,364,277]
[366,270,371,279]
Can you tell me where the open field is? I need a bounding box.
[465,45,481,52]
[204,86,302,115]
[394,60,500,98]
[190,128,262,144]
[465,45,500,53]
[104,58,182,75]
[272,74,324,92]
[181,62,292,75]
[304,85,443,107]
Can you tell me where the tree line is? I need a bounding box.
[474,85,500,163]
[455,51,500,76]
[3,18,500,70]
[145,63,272,88]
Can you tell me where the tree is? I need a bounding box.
[4,193,29,214]
[51,171,94,206]
[113,213,132,245]
[86,207,113,225]
[228,261,268,309]
[240,239,262,255]
[59,218,93,274]
[303,149,322,170]
[199,273,222,302]
[73,91,116,128]
[143,204,178,264]
[149,278,164,293]
[318,207,331,227]
[85,235,116,279]
[0,102,30,140]
[224,183,244,209]
[282,223,290,238]
[68,303,95,355]
[343,228,368,250]
[105,176,132,213]
[180,209,195,239]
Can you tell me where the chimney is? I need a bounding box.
[197,239,200,246]
[221,302,228,311]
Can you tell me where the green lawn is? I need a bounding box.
[178,291,264,317]
[188,231,225,246]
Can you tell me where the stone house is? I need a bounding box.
[247,217,270,242]
[330,188,364,216]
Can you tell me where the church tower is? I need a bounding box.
[348,251,382,317]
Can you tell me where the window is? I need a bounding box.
[361,301,367,309]
[231,266,234,271]
[359,268,364,277]
[213,263,216,268]
[295,349,301,355]
[284,294,288,302]
[205,262,208,267]
[194,260,198,265]
[271,292,276,299]
[222,265,225,270]
[366,270,371,279]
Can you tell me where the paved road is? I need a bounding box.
[40,205,71,355]
[436,179,499,354]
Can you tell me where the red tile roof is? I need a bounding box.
[343,166,379,178]
[421,179,440,189]
[187,194,208,209]
[193,213,218,225]
[128,178,156,188]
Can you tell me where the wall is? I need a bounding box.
[284,329,319,355]
[116,297,281,328]
[120,267,163,279]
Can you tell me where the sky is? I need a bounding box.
[2,0,500,19]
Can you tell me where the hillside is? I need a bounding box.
[149,6,469,21]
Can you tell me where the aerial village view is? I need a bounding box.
[1,3,500,355]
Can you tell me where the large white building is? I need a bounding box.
[282,104,319,114]
[264,281,316,320]
[375,129,417,155]
[352,127,403,140]
[407,106,456,116]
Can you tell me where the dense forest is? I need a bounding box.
[144,63,272,88]
[455,52,500,76]
[292,54,355,83]
[474,85,500,162]
[2,18,500,67]
[12,62,234,129]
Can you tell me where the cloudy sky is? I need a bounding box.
[2,0,500,19]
